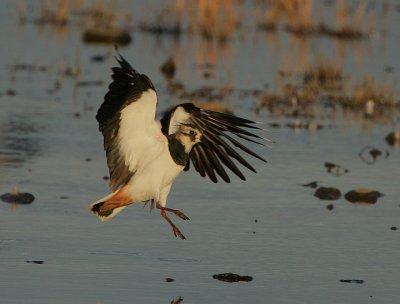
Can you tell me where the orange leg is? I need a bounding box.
[156,203,189,240]
[156,202,190,220]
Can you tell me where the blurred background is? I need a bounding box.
[1,1,399,303]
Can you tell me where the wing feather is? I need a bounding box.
[161,103,268,183]
[97,53,163,191]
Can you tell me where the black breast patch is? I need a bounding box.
[168,136,189,166]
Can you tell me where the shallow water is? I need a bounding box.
[1,1,400,303]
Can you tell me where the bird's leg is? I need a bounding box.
[160,209,186,240]
[156,202,190,220]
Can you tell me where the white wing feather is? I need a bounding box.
[118,90,166,173]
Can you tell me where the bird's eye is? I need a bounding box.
[189,130,195,135]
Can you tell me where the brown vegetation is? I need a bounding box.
[258,0,372,39]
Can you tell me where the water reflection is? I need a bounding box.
[0,116,41,166]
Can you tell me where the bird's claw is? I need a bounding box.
[174,210,190,221]
[143,199,155,211]
[173,226,186,240]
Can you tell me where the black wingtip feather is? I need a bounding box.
[160,102,268,183]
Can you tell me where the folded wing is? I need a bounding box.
[161,103,267,183]
[97,54,165,191]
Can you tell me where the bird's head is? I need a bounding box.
[175,124,202,152]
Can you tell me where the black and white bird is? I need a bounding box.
[89,52,268,239]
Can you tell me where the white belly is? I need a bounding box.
[125,148,184,202]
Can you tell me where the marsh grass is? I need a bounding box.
[197,0,240,41]
[258,0,372,39]
[139,0,240,41]
[303,58,343,91]
[319,0,372,39]
[139,0,184,35]
[257,59,399,121]
[80,0,132,44]
[338,76,397,110]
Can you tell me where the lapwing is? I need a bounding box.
[89,52,268,239]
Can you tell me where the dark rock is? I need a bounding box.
[340,279,364,284]
[160,57,175,79]
[385,66,394,73]
[203,71,211,78]
[91,54,108,62]
[213,273,253,283]
[6,89,16,96]
[314,187,341,200]
[344,189,382,204]
[302,181,318,189]
[1,191,35,205]
[324,162,349,176]
[386,131,400,147]
[170,296,183,304]
[326,204,334,211]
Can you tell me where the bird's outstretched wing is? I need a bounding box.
[97,53,164,191]
[160,103,267,183]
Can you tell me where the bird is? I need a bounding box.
[89,51,268,240]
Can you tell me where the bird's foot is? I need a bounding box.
[172,209,190,220]
[160,209,187,240]
[172,226,186,240]
[156,203,190,220]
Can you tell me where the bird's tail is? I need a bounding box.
[88,190,128,221]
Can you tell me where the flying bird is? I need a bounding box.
[89,52,268,239]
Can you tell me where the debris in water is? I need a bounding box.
[160,57,176,80]
[26,260,44,264]
[324,162,349,176]
[326,204,334,211]
[390,226,397,231]
[314,187,341,200]
[77,80,103,87]
[269,122,281,128]
[170,296,183,304]
[344,188,383,204]
[165,278,175,282]
[213,273,253,283]
[83,28,132,45]
[385,66,394,73]
[91,54,109,62]
[358,146,383,164]
[302,181,318,189]
[340,279,364,284]
[6,89,16,96]
[1,188,35,205]
[386,131,400,147]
